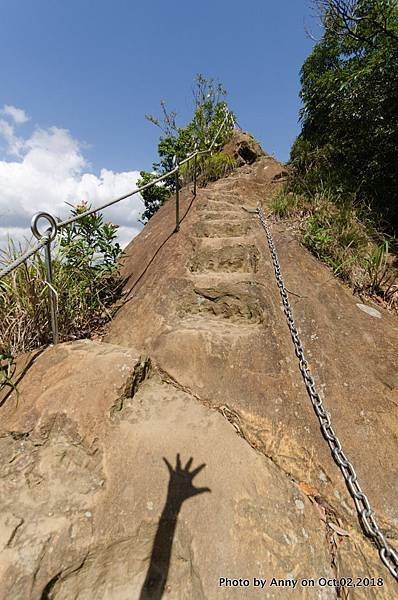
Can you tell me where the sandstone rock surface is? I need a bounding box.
[1,147,397,598]
[222,131,265,166]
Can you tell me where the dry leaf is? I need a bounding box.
[298,481,319,496]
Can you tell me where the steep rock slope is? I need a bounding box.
[107,154,398,590]
[108,155,398,529]
[0,149,397,598]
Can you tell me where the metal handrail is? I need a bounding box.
[56,108,233,230]
[0,107,234,344]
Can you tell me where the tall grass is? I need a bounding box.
[270,186,397,308]
[180,152,237,186]
[0,203,124,358]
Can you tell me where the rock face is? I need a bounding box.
[222,131,265,165]
[1,151,398,599]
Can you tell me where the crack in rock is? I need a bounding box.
[110,357,152,417]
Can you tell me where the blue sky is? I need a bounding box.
[0,0,318,247]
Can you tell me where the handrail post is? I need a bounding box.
[193,152,197,196]
[44,240,58,345]
[173,155,180,232]
[193,141,198,196]
[31,212,59,345]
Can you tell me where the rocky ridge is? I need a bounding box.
[0,142,397,599]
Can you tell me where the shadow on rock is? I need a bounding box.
[139,454,210,600]
[118,189,197,309]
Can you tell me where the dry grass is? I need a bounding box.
[270,187,398,311]
[180,152,237,186]
[0,210,124,358]
[0,242,122,356]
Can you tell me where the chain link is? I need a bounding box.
[257,207,398,582]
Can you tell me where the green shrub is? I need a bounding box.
[139,74,236,223]
[200,153,237,182]
[270,186,397,304]
[270,188,307,218]
[364,239,391,294]
[136,171,170,222]
[0,202,123,358]
[302,194,371,280]
[180,152,236,186]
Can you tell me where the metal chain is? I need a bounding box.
[257,206,398,583]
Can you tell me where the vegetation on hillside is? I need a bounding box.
[0,202,124,364]
[292,0,398,229]
[272,0,397,309]
[138,74,236,222]
[271,188,397,306]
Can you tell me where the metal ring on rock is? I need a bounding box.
[31,212,58,242]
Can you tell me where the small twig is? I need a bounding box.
[285,287,308,299]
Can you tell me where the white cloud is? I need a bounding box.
[0,118,25,156]
[1,105,30,124]
[0,114,145,253]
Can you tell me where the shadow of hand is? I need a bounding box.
[163,454,210,506]
[139,454,210,599]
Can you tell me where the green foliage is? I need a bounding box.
[299,192,369,279]
[180,152,237,185]
[0,241,49,355]
[270,189,307,218]
[136,171,170,223]
[270,186,397,306]
[0,202,123,357]
[364,238,391,293]
[291,0,398,232]
[58,202,122,273]
[139,74,235,223]
[199,153,237,182]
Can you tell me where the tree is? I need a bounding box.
[291,0,398,232]
[314,0,398,45]
[137,171,170,223]
[138,74,235,223]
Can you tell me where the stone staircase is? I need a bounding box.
[1,153,397,598]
